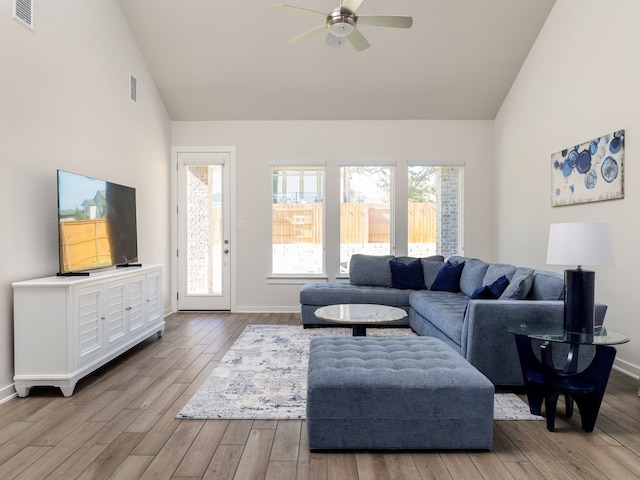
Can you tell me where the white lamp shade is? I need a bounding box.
[546,222,614,267]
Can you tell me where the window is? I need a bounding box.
[408,165,463,258]
[271,166,324,275]
[339,166,393,273]
[269,163,463,278]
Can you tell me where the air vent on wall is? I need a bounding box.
[13,0,33,29]
[129,74,138,104]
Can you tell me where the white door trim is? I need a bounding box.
[170,146,237,312]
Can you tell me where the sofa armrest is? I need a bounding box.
[461,300,607,385]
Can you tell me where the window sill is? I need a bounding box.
[267,275,329,285]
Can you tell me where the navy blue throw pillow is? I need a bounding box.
[390,259,426,290]
[430,261,465,292]
[470,275,510,299]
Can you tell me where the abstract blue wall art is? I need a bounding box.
[551,129,625,206]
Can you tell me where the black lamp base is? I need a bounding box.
[564,269,595,343]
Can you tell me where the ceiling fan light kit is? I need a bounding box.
[276,0,412,52]
[327,9,355,37]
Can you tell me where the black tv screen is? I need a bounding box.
[57,170,138,274]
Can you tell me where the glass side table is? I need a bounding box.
[506,321,629,432]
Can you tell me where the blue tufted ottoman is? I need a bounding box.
[306,336,494,450]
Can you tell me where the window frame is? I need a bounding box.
[407,161,465,259]
[338,163,395,275]
[268,164,326,281]
[267,161,464,282]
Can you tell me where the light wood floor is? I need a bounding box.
[1,312,640,479]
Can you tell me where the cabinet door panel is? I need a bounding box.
[105,282,128,348]
[146,270,162,326]
[128,277,145,334]
[76,285,104,366]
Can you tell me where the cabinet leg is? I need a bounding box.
[14,382,29,398]
[60,381,76,397]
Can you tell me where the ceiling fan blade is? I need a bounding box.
[276,4,327,18]
[342,0,364,12]
[357,15,413,28]
[347,28,370,52]
[288,25,327,45]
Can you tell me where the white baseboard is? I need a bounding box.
[0,384,17,405]
[234,306,300,313]
[165,306,300,314]
[614,358,640,381]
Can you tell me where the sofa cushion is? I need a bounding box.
[484,263,517,285]
[528,270,564,300]
[395,256,418,264]
[483,263,534,300]
[447,255,466,265]
[459,258,490,297]
[431,261,465,292]
[470,275,510,299]
[500,267,534,299]
[300,283,413,307]
[345,286,414,307]
[422,259,444,289]
[399,255,445,290]
[390,259,426,290]
[349,254,394,287]
[409,291,468,343]
[398,255,444,263]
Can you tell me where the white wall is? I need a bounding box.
[0,1,172,400]
[495,0,640,376]
[172,120,495,312]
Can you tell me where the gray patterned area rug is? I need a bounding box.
[177,324,543,421]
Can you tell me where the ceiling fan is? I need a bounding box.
[276,0,413,52]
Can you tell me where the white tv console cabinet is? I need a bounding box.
[12,264,164,397]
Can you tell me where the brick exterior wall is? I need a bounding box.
[436,167,461,258]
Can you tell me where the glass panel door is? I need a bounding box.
[177,152,230,310]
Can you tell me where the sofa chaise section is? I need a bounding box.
[300,254,444,327]
[300,283,413,327]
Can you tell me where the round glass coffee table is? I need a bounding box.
[314,304,408,336]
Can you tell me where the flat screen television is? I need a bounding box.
[57,170,139,275]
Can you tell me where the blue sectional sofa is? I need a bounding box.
[299,254,607,385]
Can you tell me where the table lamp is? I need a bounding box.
[546,222,614,341]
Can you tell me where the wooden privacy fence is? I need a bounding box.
[272,202,436,244]
[408,202,437,244]
[59,219,112,271]
[341,203,390,244]
[272,204,323,244]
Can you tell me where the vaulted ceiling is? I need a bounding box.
[118,0,555,121]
